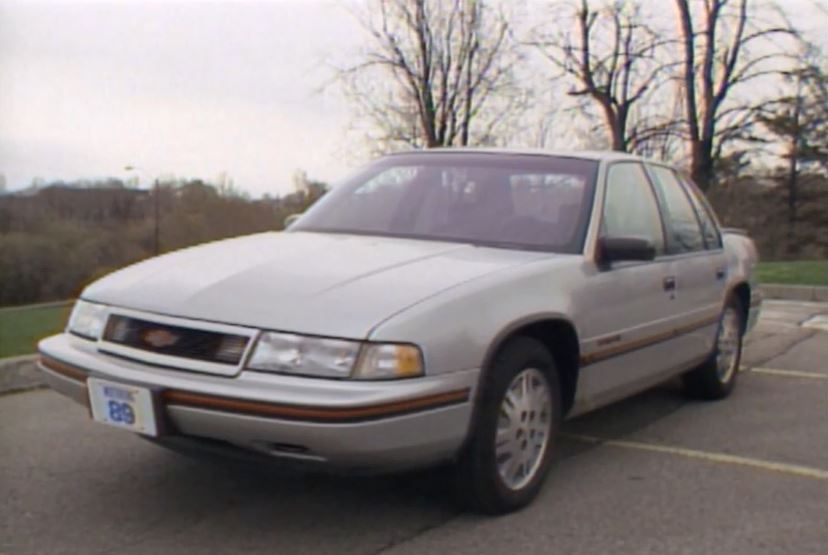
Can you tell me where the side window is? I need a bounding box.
[602,163,665,255]
[677,174,723,249]
[647,166,706,254]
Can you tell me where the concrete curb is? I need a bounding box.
[0,299,73,313]
[0,354,43,395]
[761,284,828,303]
[0,354,37,365]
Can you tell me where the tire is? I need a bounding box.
[455,336,562,514]
[682,295,744,400]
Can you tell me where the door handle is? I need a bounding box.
[663,276,677,292]
[715,267,727,280]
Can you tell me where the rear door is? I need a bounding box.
[645,164,725,366]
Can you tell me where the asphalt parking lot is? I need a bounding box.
[1,300,826,555]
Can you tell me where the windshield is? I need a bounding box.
[293,152,599,253]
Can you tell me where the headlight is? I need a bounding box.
[67,300,109,340]
[247,332,361,378]
[247,332,424,380]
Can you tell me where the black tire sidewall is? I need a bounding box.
[683,294,744,399]
[714,296,745,393]
[458,336,562,514]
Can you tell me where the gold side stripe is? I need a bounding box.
[40,356,88,383]
[163,388,471,422]
[580,314,720,366]
[39,355,470,423]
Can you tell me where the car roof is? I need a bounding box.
[386,147,660,164]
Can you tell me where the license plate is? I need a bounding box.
[88,378,158,436]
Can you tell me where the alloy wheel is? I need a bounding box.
[716,307,741,383]
[495,367,553,491]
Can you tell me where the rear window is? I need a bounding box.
[677,173,723,249]
[647,165,706,254]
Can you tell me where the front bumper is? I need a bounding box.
[38,333,478,471]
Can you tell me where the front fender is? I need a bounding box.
[367,257,584,376]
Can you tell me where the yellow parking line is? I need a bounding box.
[563,434,828,481]
[747,367,827,380]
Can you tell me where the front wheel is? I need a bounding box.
[455,337,562,514]
[682,296,744,400]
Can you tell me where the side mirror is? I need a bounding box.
[598,236,656,264]
[283,213,301,229]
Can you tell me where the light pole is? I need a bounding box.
[125,166,160,256]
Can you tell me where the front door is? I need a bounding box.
[577,162,680,412]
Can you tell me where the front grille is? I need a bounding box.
[103,315,249,365]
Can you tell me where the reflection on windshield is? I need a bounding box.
[293,153,599,253]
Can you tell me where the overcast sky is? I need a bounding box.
[0,0,361,195]
[1,0,826,197]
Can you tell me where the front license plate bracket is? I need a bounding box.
[88,377,159,436]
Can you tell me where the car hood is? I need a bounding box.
[83,231,550,339]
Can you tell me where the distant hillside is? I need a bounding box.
[0,178,325,306]
[708,174,828,261]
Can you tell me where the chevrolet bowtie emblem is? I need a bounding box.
[142,329,179,348]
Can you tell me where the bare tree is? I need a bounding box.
[338,0,522,152]
[674,0,796,189]
[756,51,828,244]
[531,0,679,154]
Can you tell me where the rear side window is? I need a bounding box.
[677,174,723,249]
[647,166,705,254]
[601,163,665,255]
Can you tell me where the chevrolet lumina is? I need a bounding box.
[39,150,761,514]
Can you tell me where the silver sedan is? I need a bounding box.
[39,149,761,513]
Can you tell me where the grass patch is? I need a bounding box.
[0,303,72,359]
[757,260,828,286]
